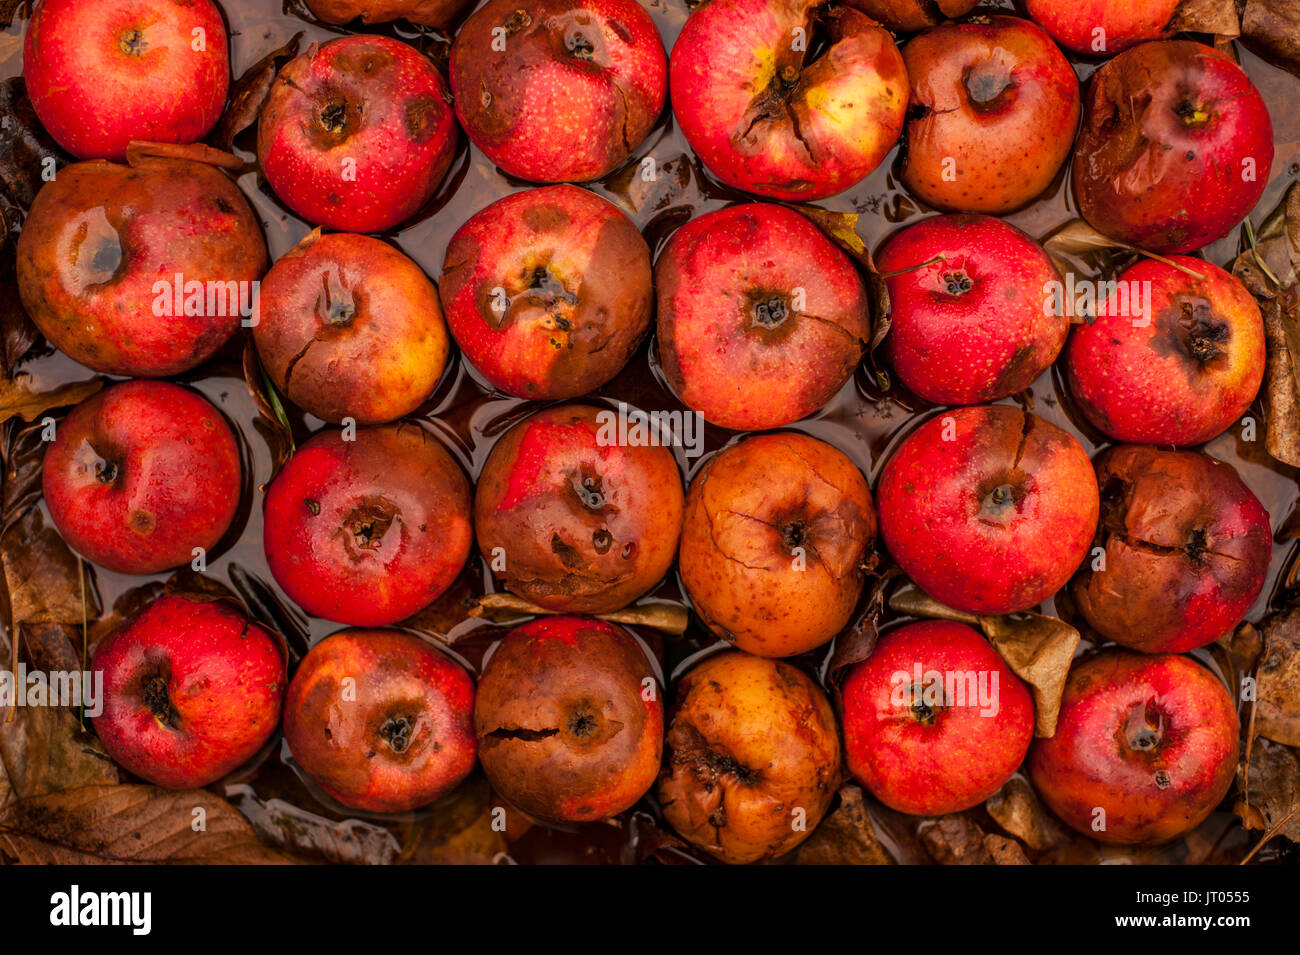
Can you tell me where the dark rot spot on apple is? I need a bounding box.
[141,667,178,729]
[962,61,1017,112]
[1174,97,1210,126]
[404,96,441,142]
[592,528,613,553]
[1175,301,1230,365]
[130,509,156,536]
[319,101,348,133]
[1122,700,1164,753]
[779,519,806,549]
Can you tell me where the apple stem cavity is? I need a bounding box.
[119,28,146,57]
[1123,701,1165,753]
[142,670,179,729]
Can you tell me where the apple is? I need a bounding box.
[253,231,449,426]
[670,0,907,201]
[1072,446,1271,654]
[439,184,652,399]
[92,594,285,789]
[258,34,457,233]
[656,203,869,431]
[877,405,1100,615]
[43,381,241,575]
[474,404,684,614]
[842,620,1034,815]
[1064,256,1265,447]
[1073,40,1274,253]
[262,424,473,626]
[657,651,840,864]
[1028,651,1239,844]
[679,433,875,658]
[877,214,1066,404]
[24,0,229,160]
[283,629,477,813]
[899,15,1081,214]
[843,0,978,34]
[1025,0,1180,55]
[449,0,666,183]
[474,616,662,823]
[303,0,470,28]
[16,154,266,377]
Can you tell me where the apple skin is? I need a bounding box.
[877,214,1066,404]
[670,0,907,201]
[449,0,667,183]
[878,405,1100,615]
[656,204,869,431]
[253,232,449,425]
[23,0,229,161]
[657,651,840,864]
[1028,651,1239,845]
[1072,40,1274,254]
[843,0,978,33]
[283,629,477,813]
[15,156,266,378]
[842,620,1034,815]
[304,0,471,29]
[1025,0,1179,55]
[473,616,662,823]
[474,404,684,614]
[679,433,876,658]
[43,381,241,575]
[439,184,652,399]
[1072,446,1271,654]
[262,424,473,627]
[899,15,1081,214]
[92,595,285,789]
[258,35,457,233]
[1064,256,1265,447]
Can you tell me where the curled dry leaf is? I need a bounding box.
[213,33,304,152]
[0,78,61,213]
[1212,621,1264,709]
[470,591,690,635]
[2,418,47,532]
[1242,0,1300,75]
[124,140,245,171]
[888,583,1080,736]
[1170,0,1242,39]
[604,154,693,225]
[825,566,898,690]
[242,338,295,478]
[0,373,102,425]
[225,784,401,865]
[1255,606,1300,747]
[794,784,894,865]
[985,774,1071,852]
[917,814,1029,865]
[0,506,99,629]
[1234,738,1300,846]
[402,776,507,865]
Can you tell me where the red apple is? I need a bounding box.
[878,405,1100,615]
[258,35,457,233]
[262,424,473,626]
[842,620,1034,815]
[656,203,869,431]
[283,629,477,813]
[1064,256,1265,447]
[1073,446,1271,654]
[1073,40,1274,253]
[1025,0,1179,55]
[449,0,667,183]
[253,231,450,425]
[877,214,1066,404]
[899,15,1081,214]
[24,0,229,160]
[16,154,267,377]
[1028,651,1239,844]
[43,381,241,575]
[844,0,978,34]
[439,184,652,399]
[670,0,907,201]
[92,594,285,789]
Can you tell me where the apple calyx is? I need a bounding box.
[119,29,146,57]
[142,669,179,729]
[344,500,398,553]
[378,714,414,753]
[1122,699,1165,754]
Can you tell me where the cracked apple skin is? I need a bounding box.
[92,595,285,789]
[899,15,1080,214]
[24,0,229,160]
[283,630,476,813]
[1064,256,1265,447]
[842,620,1034,815]
[657,651,840,864]
[878,405,1100,615]
[473,616,662,823]
[43,381,241,575]
[679,433,875,658]
[475,404,683,614]
[878,214,1066,404]
[262,425,473,627]
[258,35,457,233]
[1072,40,1274,254]
[656,204,869,431]
[1028,651,1239,845]
[253,232,449,425]
[670,0,907,201]
[449,0,666,183]
[304,0,471,28]
[16,156,266,377]
[1025,0,1179,55]
[1072,446,1270,654]
[843,0,978,34]
[439,185,652,398]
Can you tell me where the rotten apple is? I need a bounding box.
[1025,0,1180,55]
[843,0,978,34]
[303,0,471,28]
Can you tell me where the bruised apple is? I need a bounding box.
[303,0,471,28]
[658,651,840,864]
[474,404,684,614]
[1072,446,1271,654]
[679,433,875,658]
[474,616,662,823]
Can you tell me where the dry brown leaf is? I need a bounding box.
[0,374,102,425]
[1255,606,1300,747]
[242,338,295,479]
[470,591,690,635]
[0,506,99,629]
[795,784,894,865]
[213,33,304,152]
[124,140,244,171]
[917,814,1033,865]
[0,702,119,801]
[1212,622,1264,711]
[1170,0,1241,38]
[402,776,507,865]
[226,784,401,865]
[1242,0,1300,75]
[982,833,1032,865]
[1234,738,1300,845]
[985,775,1072,852]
